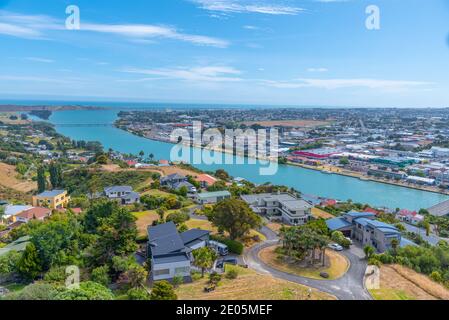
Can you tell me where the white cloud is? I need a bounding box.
[25,57,54,63]
[0,10,229,47]
[307,67,328,72]
[190,0,304,15]
[262,78,431,90]
[81,23,229,48]
[122,66,242,82]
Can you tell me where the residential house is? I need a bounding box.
[396,210,424,225]
[32,190,70,209]
[14,207,52,223]
[326,211,411,252]
[241,192,312,226]
[104,186,140,205]
[147,222,210,281]
[196,191,231,205]
[160,174,197,193]
[195,174,217,188]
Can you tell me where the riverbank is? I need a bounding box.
[118,123,449,197]
[286,162,449,196]
[41,109,449,210]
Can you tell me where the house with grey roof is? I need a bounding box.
[326,211,413,252]
[241,192,312,226]
[195,190,231,204]
[104,186,140,205]
[147,222,210,282]
[160,174,197,194]
[427,199,449,217]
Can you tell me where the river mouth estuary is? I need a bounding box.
[41,109,449,211]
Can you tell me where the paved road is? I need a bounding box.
[244,227,372,300]
[400,222,447,245]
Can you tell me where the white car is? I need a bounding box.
[328,243,344,251]
[345,237,353,245]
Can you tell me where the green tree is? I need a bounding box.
[91,265,110,287]
[5,283,59,300]
[364,245,375,259]
[16,162,27,175]
[192,247,217,277]
[0,250,21,275]
[37,166,46,193]
[92,207,138,265]
[156,208,165,222]
[339,157,349,165]
[150,281,177,300]
[30,214,83,270]
[127,287,150,300]
[49,162,63,189]
[54,281,114,300]
[209,199,262,240]
[214,169,230,181]
[390,238,399,254]
[17,243,42,280]
[166,211,190,226]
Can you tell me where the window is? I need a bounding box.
[154,269,170,276]
[175,266,190,274]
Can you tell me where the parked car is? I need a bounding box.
[209,240,229,256]
[328,243,343,251]
[216,257,238,269]
[345,237,353,245]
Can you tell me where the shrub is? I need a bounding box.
[225,269,238,280]
[430,271,443,283]
[91,265,110,287]
[127,288,150,300]
[210,235,244,255]
[191,271,202,281]
[209,272,222,285]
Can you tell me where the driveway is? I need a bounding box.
[244,228,372,300]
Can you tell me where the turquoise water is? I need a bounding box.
[45,110,449,211]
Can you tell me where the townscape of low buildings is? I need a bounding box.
[116,108,449,194]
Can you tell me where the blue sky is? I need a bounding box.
[0,0,449,107]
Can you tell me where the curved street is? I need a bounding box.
[244,226,372,300]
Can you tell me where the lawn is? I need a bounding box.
[132,210,160,236]
[258,245,349,280]
[176,265,335,300]
[140,189,172,197]
[311,207,335,219]
[368,264,449,300]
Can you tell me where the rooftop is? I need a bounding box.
[35,189,66,198]
[197,190,231,199]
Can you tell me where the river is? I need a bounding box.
[43,109,449,211]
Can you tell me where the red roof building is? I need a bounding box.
[195,174,218,187]
[15,207,52,222]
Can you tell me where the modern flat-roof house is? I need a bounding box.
[104,186,140,205]
[32,190,70,209]
[241,192,312,226]
[147,222,210,282]
[195,191,231,205]
[326,211,412,252]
